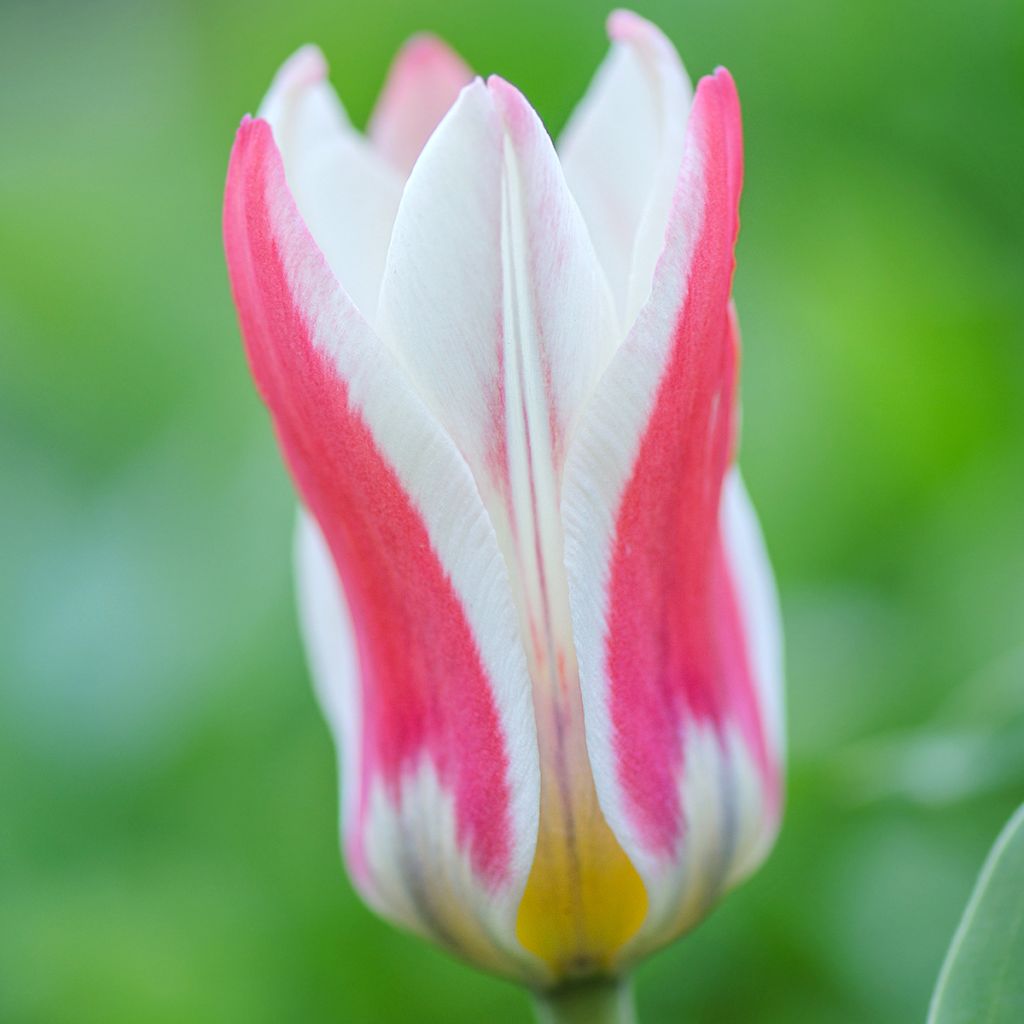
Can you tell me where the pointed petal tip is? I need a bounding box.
[607,8,651,39]
[689,65,738,108]
[604,10,687,97]
[691,64,741,126]
[272,43,328,90]
[606,9,671,51]
[485,74,534,132]
[231,113,270,150]
[369,34,475,174]
[257,44,336,130]
[692,64,742,194]
[394,31,469,72]
[710,65,738,94]
[449,74,490,114]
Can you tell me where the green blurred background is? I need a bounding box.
[1,0,1022,1020]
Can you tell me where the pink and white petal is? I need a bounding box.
[562,68,780,960]
[258,45,348,157]
[369,33,474,176]
[558,11,692,332]
[224,117,543,983]
[259,46,404,318]
[376,75,618,664]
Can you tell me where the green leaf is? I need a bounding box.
[928,803,1024,1023]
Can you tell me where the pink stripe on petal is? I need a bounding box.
[223,117,513,886]
[602,69,774,856]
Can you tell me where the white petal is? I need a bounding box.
[294,511,361,834]
[259,46,404,319]
[559,12,692,331]
[376,76,617,662]
[721,468,786,765]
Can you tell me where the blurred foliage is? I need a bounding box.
[1,0,1022,1021]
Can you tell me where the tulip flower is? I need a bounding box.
[223,10,783,1021]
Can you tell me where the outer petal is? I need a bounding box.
[224,117,544,982]
[562,69,783,963]
[259,46,403,319]
[368,34,474,176]
[376,79,647,977]
[559,11,692,332]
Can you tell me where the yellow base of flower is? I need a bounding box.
[515,745,648,976]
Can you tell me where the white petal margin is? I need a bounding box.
[294,511,361,846]
[229,121,544,981]
[721,469,786,773]
[260,46,404,320]
[559,11,692,334]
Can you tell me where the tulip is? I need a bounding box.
[223,10,783,1021]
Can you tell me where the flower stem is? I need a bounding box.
[531,976,637,1024]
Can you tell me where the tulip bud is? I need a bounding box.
[224,8,784,1012]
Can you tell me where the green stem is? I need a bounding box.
[531,976,637,1024]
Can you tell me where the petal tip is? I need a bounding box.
[604,11,687,98]
[274,43,328,89]
[486,75,543,142]
[606,9,669,52]
[395,31,467,73]
[232,113,270,147]
[713,65,738,91]
[370,36,476,173]
[692,64,740,117]
[485,73,520,109]
[457,74,491,108]
[607,9,649,40]
[257,44,333,127]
